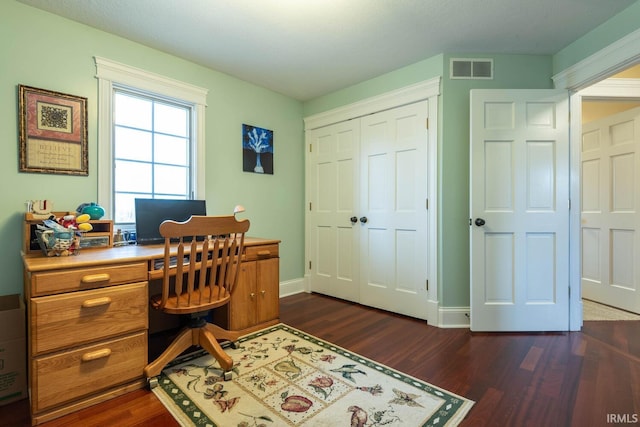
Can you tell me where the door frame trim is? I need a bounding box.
[304,78,441,130]
[553,27,640,331]
[303,77,441,326]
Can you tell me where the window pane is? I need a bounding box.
[115,93,152,130]
[154,164,188,196]
[115,127,152,161]
[115,160,152,193]
[114,192,147,224]
[155,134,188,166]
[154,102,188,137]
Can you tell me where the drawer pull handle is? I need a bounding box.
[81,273,111,283]
[257,250,271,257]
[82,297,112,308]
[81,348,112,362]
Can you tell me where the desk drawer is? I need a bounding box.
[32,331,147,413]
[31,282,148,355]
[31,262,148,296]
[244,244,279,261]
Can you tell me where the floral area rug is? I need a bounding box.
[152,324,474,426]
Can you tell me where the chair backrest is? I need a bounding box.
[157,215,250,314]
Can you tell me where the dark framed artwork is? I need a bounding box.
[18,85,88,176]
[242,124,273,174]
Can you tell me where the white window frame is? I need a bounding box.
[95,56,208,220]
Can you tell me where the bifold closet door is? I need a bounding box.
[307,101,430,320]
[307,120,361,302]
[359,102,429,320]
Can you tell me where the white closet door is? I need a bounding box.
[307,120,360,302]
[581,106,640,314]
[359,102,429,320]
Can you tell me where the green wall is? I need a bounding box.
[303,53,553,308]
[301,0,640,309]
[302,54,444,117]
[3,0,640,312]
[439,54,553,307]
[553,1,640,75]
[1,1,305,296]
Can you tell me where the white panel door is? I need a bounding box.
[307,120,360,302]
[359,102,429,320]
[581,106,640,314]
[470,89,570,331]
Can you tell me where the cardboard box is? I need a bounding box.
[0,294,27,406]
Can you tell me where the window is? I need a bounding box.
[113,89,193,224]
[95,57,208,228]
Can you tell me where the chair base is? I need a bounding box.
[144,322,241,381]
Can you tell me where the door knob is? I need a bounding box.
[350,216,358,224]
[474,218,486,227]
[360,216,368,224]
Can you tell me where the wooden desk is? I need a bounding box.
[21,237,280,425]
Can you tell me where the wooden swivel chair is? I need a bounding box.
[144,215,250,386]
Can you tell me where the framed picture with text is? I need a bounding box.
[19,85,88,176]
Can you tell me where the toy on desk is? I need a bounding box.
[57,213,93,232]
[36,213,92,257]
[76,202,105,220]
[26,199,54,219]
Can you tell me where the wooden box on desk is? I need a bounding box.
[23,212,114,254]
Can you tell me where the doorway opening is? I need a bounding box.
[579,63,640,320]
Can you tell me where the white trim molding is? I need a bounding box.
[438,307,471,329]
[578,77,640,98]
[94,57,209,105]
[552,27,640,91]
[553,27,640,331]
[304,77,441,130]
[94,57,209,218]
[279,278,306,298]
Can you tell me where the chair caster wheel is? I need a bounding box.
[223,371,233,381]
[147,377,159,390]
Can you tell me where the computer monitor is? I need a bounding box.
[134,198,207,245]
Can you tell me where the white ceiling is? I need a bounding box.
[16,0,637,101]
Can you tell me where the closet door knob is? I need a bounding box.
[359,217,368,224]
[350,216,358,224]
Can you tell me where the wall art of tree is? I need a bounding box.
[242,124,274,174]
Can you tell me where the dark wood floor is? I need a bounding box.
[2,292,639,426]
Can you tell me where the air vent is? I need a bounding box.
[450,58,493,80]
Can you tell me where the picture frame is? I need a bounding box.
[18,85,88,176]
[242,124,274,174]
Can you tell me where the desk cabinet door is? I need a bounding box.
[231,261,257,330]
[256,257,279,324]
